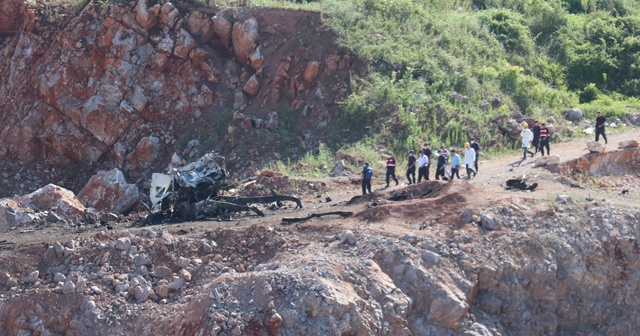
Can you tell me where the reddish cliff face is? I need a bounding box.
[0,0,362,196]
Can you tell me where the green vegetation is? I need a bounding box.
[250,0,640,175]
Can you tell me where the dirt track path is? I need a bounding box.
[469,127,640,207]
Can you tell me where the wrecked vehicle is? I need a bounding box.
[144,153,301,224]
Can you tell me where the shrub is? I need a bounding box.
[579,83,600,103]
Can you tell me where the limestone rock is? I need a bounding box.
[461,209,474,224]
[115,237,132,251]
[179,269,192,281]
[135,284,152,302]
[266,111,279,130]
[481,215,498,230]
[153,266,172,279]
[174,29,196,59]
[22,270,39,284]
[586,141,605,154]
[212,15,232,49]
[619,140,639,149]
[135,0,157,30]
[329,160,345,177]
[78,169,139,215]
[126,136,161,171]
[243,74,260,97]
[186,11,212,39]
[566,108,583,122]
[535,155,560,166]
[303,61,320,83]
[341,230,357,245]
[232,18,259,65]
[22,184,85,223]
[62,280,76,294]
[131,85,148,112]
[249,47,264,70]
[0,199,33,233]
[157,35,175,55]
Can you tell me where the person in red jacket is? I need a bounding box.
[385,154,399,187]
[539,123,550,156]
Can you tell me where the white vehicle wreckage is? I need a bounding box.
[144,153,302,224]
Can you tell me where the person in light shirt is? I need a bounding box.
[464,142,477,179]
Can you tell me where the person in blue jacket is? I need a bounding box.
[362,162,373,195]
[450,149,461,179]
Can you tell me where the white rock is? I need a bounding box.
[169,277,186,291]
[135,284,152,302]
[22,270,39,284]
[115,237,131,251]
[62,280,76,295]
[341,230,357,245]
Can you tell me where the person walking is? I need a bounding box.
[470,138,481,173]
[417,151,429,182]
[450,149,461,179]
[539,123,550,156]
[531,120,541,155]
[521,123,535,160]
[406,150,416,185]
[362,162,373,195]
[595,112,608,144]
[435,151,447,180]
[464,142,477,179]
[385,154,399,187]
[422,142,432,180]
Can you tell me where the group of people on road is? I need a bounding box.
[361,139,481,195]
[519,112,609,161]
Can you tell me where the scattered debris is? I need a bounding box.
[504,176,538,191]
[281,211,353,224]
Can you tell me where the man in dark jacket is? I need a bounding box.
[422,143,432,180]
[470,138,481,173]
[362,162,373,195]
[385,154,399,187]
[435,151,447,180]
[531,120,541,155]
[595,112,608,144]
[406,150,416,185]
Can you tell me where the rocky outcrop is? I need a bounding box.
[21,184,85,222]
[77,169,139,215]
[231,17,258,65]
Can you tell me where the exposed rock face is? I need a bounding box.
[303,61,319,83]
[560,147,640,177]
[212,14,232,49]
[77,169,139,215]
[22,184,85,222]
[231,17,258,65]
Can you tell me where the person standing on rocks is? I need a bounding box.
[595,111,608,144]
[362,162,373,195]
[520,123,535,160]
[417,151,429,182]
[464,142,477,179]
[385,154,399,187]
[422,142,432,180]
[470,138,481,173]
[450,149,461,179]
[406,150,416,185]
[531,120,541,155]
[539,123,550,156]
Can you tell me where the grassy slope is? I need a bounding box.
[249,0,640,176]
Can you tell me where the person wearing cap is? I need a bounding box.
[406,150,416,185]
[531,120,541,155]
[417,151,429,182]
[450,149,461,179]
[362,162,373,195]
[470,138,481,173]
[595,112,608,144]
[464,142,477,179]
[521,123,535,160]
[539,123,550,156]
[385,154,399,187]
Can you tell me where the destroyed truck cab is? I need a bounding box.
[149,153,228,220]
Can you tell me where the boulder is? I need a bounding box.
[619,140,639,149]
[22,184,85,223]
[329,160,345,177]
[22,271,39,284]
[341,230,357,245]
[0,199,34,233]
[303,61,320,83]
[77,169,139,215]
[265,111,279,130]
[159,3,179,28]
[134,284,152,302]
[566,108,583,122]
[249,47,264,70]
[461,209,474,224]
[134,0,157,30]
[173,29,196,59]
[243,74,260,97]
[586,141,605,154]
[157,35,175,55]
[212,15,232,49]
[480,215,498,230]
[534,155,560,166]
[232,18,259,64]
[126,136,161,171]
[153,266,173,279]
[186,11,211,38]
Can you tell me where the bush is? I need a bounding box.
[579,83,600,103]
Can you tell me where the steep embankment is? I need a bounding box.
[0,0,361,196]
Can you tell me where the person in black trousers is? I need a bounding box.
[531,120,541,155]
[595,112,608,144]
[422,142,432,181]
[385,154,399,187]
[417,151,429,182]
[435,152,447,180]
[539,123,550,156]
[406,150,416,184]
[362,162,373,195]
[470,138,481,173]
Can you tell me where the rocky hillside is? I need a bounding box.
[0,0,361,197]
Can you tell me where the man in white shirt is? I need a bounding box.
[464,142,477,179]
[520,123,534,160]
[417,151,429,182]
